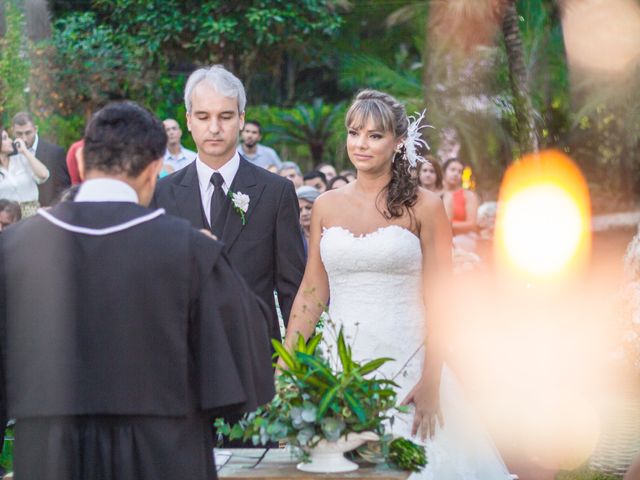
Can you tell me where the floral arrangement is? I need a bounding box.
[215,329,427,472]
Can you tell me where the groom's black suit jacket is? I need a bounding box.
[152,156,305,340]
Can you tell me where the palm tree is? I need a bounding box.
[501,0,539,153]
[268,99,346,168]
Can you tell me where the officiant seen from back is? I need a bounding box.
[0,100,275,480]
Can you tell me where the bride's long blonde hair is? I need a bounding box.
[345,90,419,219]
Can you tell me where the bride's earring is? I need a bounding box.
[391,143,404,163]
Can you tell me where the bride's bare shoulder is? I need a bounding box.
[314,184,353,212]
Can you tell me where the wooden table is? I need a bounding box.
[217,448,410,480]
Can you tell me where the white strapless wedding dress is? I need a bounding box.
[320,225,512,480]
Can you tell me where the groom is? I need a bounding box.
[153,66,305,340]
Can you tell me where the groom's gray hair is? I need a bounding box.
[184,65,246,114]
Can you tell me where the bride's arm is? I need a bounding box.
[280,196,330,360]
[402,190,452,439]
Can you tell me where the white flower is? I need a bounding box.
[232,192,250,213]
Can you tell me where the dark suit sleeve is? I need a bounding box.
[37,142,70,206]
[273,180,306,326]
[190,231,275,415]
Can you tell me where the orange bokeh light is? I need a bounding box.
[494,150,591,280]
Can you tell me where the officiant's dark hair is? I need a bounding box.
[83,101,167,177]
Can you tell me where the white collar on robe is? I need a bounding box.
[75,178,139,203]
[37,178,165,236]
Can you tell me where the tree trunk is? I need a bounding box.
[502,0,539,154]
[25,0,51,41]
[310,142,324,168]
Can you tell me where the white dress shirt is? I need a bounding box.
[29,134,39,155]
[74,178,139,203]
[196,151,240,226]
[0,154,44,202]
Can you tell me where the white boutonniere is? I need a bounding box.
[229,190,249,225]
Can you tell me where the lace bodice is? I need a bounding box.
[320,225,425,384]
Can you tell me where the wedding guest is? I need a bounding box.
[0,199,21,232]
[66,139,84,185]
[418,156,443,196]
[153,65,305,340]
[328,175,349,190]
[0,101,274,480]
[278,161,304,188]
[239,120,282,170]
[12,112,69,206]
[296,185,320,246]
[317,162,337,183]
[0,125,50,217]
[303,170,327,193]
[162,118,196,172]
[442,158,479,252]
[340,169,357,182]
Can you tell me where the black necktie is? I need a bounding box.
[209,172,226,235]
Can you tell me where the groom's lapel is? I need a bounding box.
[221,157,265,249]
[173,162,207,229]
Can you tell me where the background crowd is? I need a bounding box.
[0,112,489,260]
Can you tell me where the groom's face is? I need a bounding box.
[187,82,244,166]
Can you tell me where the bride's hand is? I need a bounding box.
[400,379,444,441]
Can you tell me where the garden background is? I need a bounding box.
[1,0,639,212]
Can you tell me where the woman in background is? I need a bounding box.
[0,126,50,217]
[418,156,443,196]
[442,158,478,252]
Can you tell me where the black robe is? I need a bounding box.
[0,202,275,480]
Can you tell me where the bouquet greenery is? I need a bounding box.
[215,328,427,472]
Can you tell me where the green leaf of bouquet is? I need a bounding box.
[344,388,367,422]
[337,328,352,373]
[377,388,397,398]
[296,352,338,385]
[317,384,340,418]
[305,333,322,355]
[230,424,245,440]
[358,357,394,376]
[272,339,297,370]
[296,333,306,353]
[301,373,331,390]
[376,379,401,389]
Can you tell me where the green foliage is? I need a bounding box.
[91,1,343,74]
[29,12,155,119]
[216,329,399,454]
[339,53,422,104]
[387,438,428,472]
[0,426,14,472]
[0,0,31,120]
[36,113,85,149]
[266,99,347,167]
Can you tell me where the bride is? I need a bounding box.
[282,90,512,479]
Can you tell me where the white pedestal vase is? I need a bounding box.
[297,432,379,473]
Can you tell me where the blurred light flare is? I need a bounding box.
[494,150,591,281]
[500,184,583,278]
[444,151,615,469]
[562,0,640,74]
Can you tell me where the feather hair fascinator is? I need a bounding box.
[403,110,432,168]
